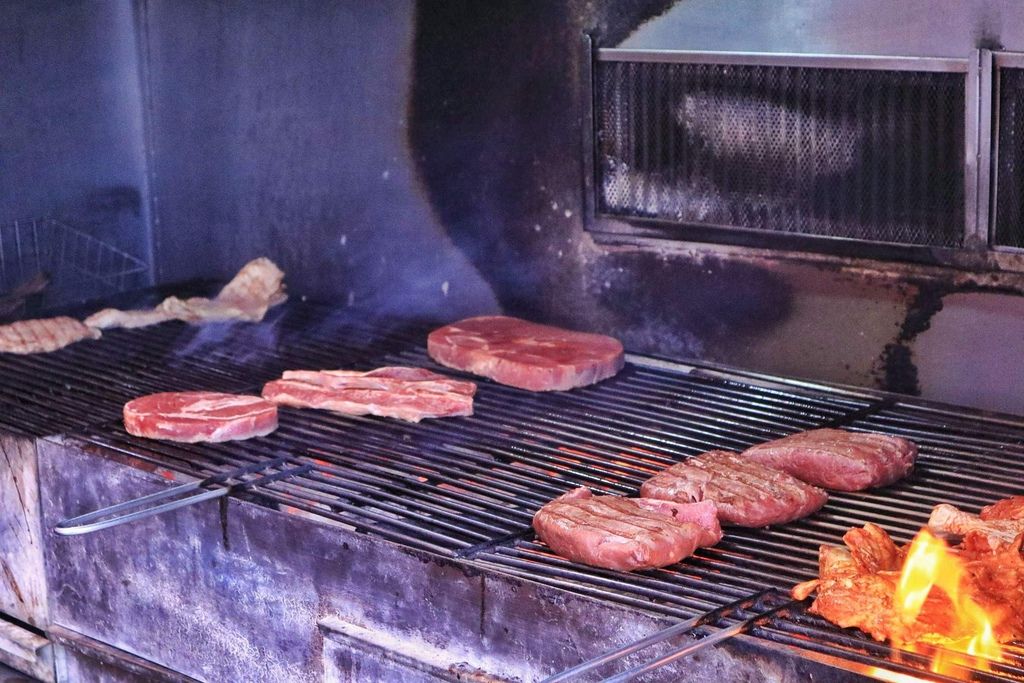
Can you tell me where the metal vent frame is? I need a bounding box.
[581,41,1024,273]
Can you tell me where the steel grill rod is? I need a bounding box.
[603,599,798,683]
[17,298,1024,681]
[55,457,313,535]
[541,589,776,683]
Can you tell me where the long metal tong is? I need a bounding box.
[542,588,795,683]
[54,456,313,536]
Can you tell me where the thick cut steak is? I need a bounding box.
[124,392,279,443]
[532,487,722,571]
[86,257,287,329]
[742,428,916,491]
[0,317,100,354]
[262,366,475,423]
[427,316,624,391]
[640,450,828,527]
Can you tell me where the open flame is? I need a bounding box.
[892,528,1003,675]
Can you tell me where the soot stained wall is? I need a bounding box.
[138,0,1021,413]
[143,0,497,321]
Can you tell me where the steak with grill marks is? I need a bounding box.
[531,487,722,571]
[742,428,917,491]
[0,316,101,354]
[427,316,624,391]
[124,392,279,443]
[640,450,828,527]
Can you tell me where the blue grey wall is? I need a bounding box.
[0,1,151,269]
[1,0,1022,415]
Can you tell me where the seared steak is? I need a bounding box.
[124,392,279,443]
[640,450,828,527]
[262,366,475,423]
[0,316,100,354]
[742,428,916,491]
[532,487,722,571]
[427,316,624,391]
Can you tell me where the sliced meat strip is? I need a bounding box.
[640,450,828,527]
[86,257,287,330]
[427,316,624,391]
[742,428,917,491]
[281,367,476,396]
[124,392,278,443]
[262,367,475,423]
[531,487,722,571]
[0,317,101,354]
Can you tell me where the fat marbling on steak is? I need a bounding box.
[427,316,624,391]
[0,316,100,354]
[532,487,722,571]
[124,392,279,443]
[262,366,475,423]
[640,450,828,527]
[742,428,916,492]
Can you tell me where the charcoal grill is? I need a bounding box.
[0,297,1018,681]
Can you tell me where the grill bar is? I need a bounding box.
[6,299,1024,681]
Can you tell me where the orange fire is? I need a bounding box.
[892,528,1003,675]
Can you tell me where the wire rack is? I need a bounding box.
[0,217,149,313]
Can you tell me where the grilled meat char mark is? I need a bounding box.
[641,450,828,527]
[428,316,624,392]
[532,487,722,572]
[0,316,100,354]
[742,428,917,491]
[262,366,475,423]
[124,392,279,443]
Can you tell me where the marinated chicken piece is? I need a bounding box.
[928,503,1024,551]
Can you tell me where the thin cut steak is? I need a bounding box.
[0,317,101,354]
[262,366,475,423]
[86,257,287,330]
[281,367,476,396]
[640,450,828,527]
[532,487,722,571]
[427,316,624,391]
[124,392,278,443]
[742,428,917,491]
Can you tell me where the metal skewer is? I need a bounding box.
[602,597,796,683]
[55,456,313,535]
[541,589,783,683]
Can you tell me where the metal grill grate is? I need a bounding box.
[995,66,1024,248]
[4,299,1024,680]
[594,58,966,247]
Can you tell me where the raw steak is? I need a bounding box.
[742,428,916,491]
[262,366,475,423]
[281,367,476,396]
[427,316,624,391]
[532,487,722,571]
[640,450,828,527]
[0,317,101,354]
[86,257,287,330]
[124,392,279,443]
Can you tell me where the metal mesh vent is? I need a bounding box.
[594,59,966,247]
[995,67,1024,248]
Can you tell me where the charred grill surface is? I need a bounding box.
[2,298,1023,681]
